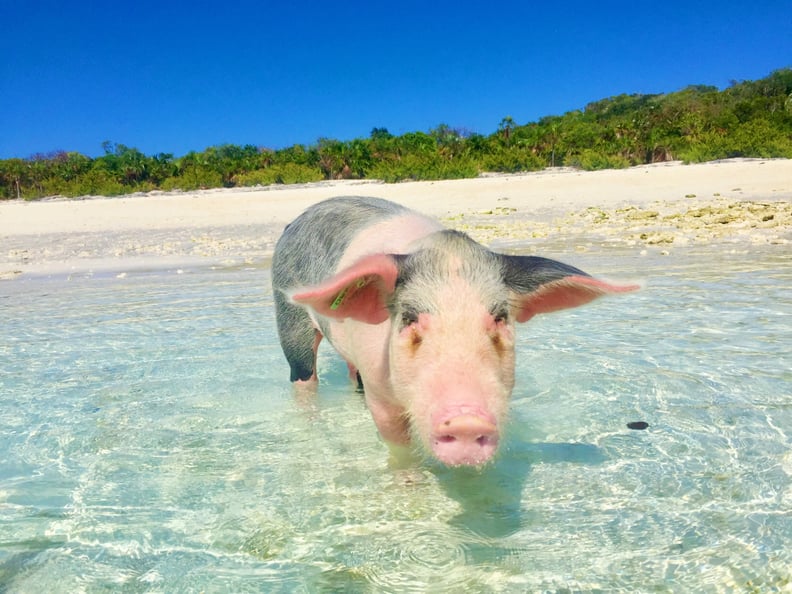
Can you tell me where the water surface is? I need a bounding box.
[1,245,790,592]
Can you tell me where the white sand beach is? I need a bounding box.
[1,158,790,279]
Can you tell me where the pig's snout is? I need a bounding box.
[431,409,499,466]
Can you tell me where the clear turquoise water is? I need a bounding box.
[1,246,790,593]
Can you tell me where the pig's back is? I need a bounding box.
[272,196,439,291]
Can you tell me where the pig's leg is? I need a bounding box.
[274,290,322,382]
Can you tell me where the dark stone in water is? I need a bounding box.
[627,421,649,430]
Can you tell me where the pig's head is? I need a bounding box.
[291,230,638,466]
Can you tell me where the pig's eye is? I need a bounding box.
[401,308,419,328]
[491,304,509,324]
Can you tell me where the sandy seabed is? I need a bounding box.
[1,158,790,280]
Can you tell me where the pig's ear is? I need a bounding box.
[500,255,640,323]
[289,254,399,324]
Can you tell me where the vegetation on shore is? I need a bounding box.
[2,68,791,200]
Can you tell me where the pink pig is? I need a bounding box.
[272,197,638,466]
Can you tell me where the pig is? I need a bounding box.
[271,196,638,466]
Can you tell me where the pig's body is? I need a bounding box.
[272,196,637,466]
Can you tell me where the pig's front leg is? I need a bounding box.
[274,290,324,383]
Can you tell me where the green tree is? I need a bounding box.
[0,158,26,199]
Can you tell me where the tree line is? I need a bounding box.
[2,68,791,200]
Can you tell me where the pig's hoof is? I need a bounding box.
[431,414,499,466]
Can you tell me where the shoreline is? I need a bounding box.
[1,159,790,280]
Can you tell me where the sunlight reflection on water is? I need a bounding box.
[1,245,790,592]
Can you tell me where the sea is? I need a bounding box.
[1,243,790,592]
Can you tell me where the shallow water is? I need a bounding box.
[1,245,790,593]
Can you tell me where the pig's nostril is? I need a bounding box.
[431,413,499,465]
[436,434,490,446]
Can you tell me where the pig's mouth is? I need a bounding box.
[429,407,500,466]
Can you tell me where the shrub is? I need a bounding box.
[368,155,478,182]
[161,166,223,191]
[568,150,631,170]
[480,148,544,173]
[235,163,324,186]
[48,170,127,197]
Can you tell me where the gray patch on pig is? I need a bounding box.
[272,196,410,381]
[498,254,591,295]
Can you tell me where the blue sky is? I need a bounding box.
[2,0,790,159]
